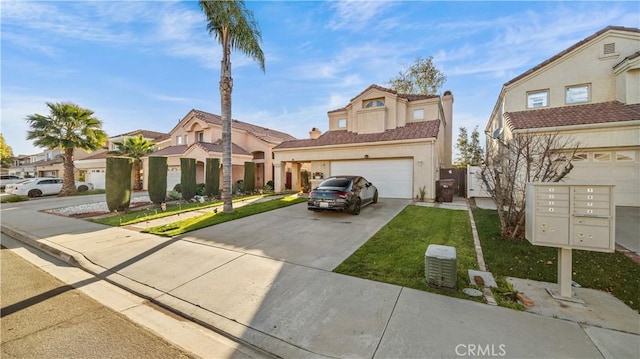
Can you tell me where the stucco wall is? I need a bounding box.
[504,32,639,112]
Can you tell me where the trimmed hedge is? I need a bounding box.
[205,158,220,196]
[244,162,256,192]
[106,157,133,212]
[148,156,168,204]
[180,157,197,201]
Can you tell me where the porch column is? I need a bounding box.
[291,162,301,192]
[274,162,284,192]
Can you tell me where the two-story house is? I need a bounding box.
[485,26,640,207]
[10,148,91,179]
[273,84,454,200]
[142,109,297,191]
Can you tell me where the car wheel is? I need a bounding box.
[351,198,361,215]
[372,190,378,204]
[77,185,89,192]
[28,189,42,198]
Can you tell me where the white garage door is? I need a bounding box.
[566,150,639,207]
[331,159,413,198]
[167,167,181,191]
[87,169,105,189]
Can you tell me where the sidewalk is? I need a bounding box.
[2,196,639,358]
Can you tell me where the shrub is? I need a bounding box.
[244,162,256,192]
[167,190,181,201]
[106,157,133,212]
[180,158,197,201]
[205,158,220,196]
[173,183,181,193]
[0,194,29,203]
[148,156,168,204]
[196,183,206,196]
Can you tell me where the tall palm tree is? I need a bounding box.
[108,135,155,190]
[199,0,265,213]
[26,102,107,196]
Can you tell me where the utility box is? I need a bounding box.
[436,179,455,202]
[525,183,615,252]
[425,245,457,289]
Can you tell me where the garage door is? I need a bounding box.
[566,150,639,207]
[331,159,413,198]
[87,169,105,189]
[167,167,181,191]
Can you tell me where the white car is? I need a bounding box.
[0,175,24,190]
[5,178,93,198]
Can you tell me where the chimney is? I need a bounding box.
[441,91,454,167]
[309,127,322,139]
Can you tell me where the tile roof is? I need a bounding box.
[329,84,440,113]
[78,149,109,160]
[148,140,251,157]
[505,26,640,87]
[274,120,441,149]
[187,110,297,144]
[110,129,170,141]
[505,101,640,130]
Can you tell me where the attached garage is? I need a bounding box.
[567,149,639,207]
[331,158,413,199]
[87,169,106,189]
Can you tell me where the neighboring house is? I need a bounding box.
[273,84,454,200]
[485,26,640,207]
[142,109,297,191]
[75,130,170,189]
[9,148,92,179]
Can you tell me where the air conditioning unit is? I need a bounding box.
[425,245,457,289]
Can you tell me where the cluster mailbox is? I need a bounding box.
[525,183,615,253]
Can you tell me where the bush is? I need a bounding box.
[196,183,206,196]
[148,156,168,204]
[205,158,220,197]
[244,162,256,192]
[0,194,29,203]
[106,157,133,212]
[180,158,197,201]
[167,190,181,201]
[173,183,181,193]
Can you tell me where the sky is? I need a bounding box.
[2,0,639,156]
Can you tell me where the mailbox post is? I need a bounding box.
[525,183,615,299]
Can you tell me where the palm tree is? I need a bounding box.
[26,102,107,196]
[108,135,155,190]
[199,0,265,213]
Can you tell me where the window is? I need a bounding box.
[572,153,588,161]
[364,98,384,108]
[566,84,590,104]
[413,109,424,120]
[616,151,635,161]
[197,131,204,142]
[338,118,347,128]
[177,136,183,145]
[594,152,611,162]
[183,135,188,145]
[527,90,548,108]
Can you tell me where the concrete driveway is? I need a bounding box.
[178,198,411,271]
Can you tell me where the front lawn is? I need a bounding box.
[473,208,640,312]
[92,194,266,226]
[334,205,480,300]
[144,195,306,237]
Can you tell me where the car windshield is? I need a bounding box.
[318,178,351,188]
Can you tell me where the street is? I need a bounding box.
[1,234,196,359]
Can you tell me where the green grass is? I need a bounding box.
[144,195,307,236]
[92,194,266,227]
[473,208,640,312]
[334,205,481,300]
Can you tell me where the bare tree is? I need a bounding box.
[481,131,580,239]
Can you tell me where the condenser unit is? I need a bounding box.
[425,245,457,289]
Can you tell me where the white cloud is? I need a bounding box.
[326,0,399,32]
